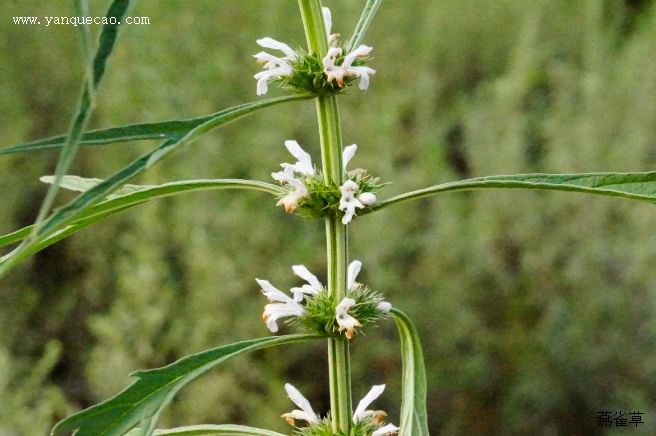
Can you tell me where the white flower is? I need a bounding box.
[282,382,398,434]
[257,279,305,333]
[272,140,315,213]
[335,297,362,339]
[337,145,376,224]
[339,179,365,224]
[290,265,324,301]
[253,37,298,95]
[373,423,400,435]
[282,383,320,426]
[353,384,387,424]
[323,45,376,90]
[276,178,309,213]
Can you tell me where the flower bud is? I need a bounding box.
[358,192,377,206]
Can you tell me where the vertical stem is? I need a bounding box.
[298,0,352,433]
[317,95,343,186]
[326,214,351,433]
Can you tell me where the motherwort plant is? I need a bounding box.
[2,1,656,435]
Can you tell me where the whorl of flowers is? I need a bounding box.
[272,140,382,224]
[257,261,391,340]
[253,7,376,96]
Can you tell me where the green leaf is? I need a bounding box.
[0,95,311,155]
[73,0,95,106]
[51,334,322,436]
[346,0,384,53]
[31,0,134,233]
[126,424,287,436]
[40,175,156,199]
[0,94,308,277]
[371,171,656,214]
[391,309,429,436]
[1,178,285,262]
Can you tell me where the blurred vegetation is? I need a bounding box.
[1,0,656,434]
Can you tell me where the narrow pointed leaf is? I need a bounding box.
[1,178,285,262]
[0,95,308,276]
[31,0,134,234]
[1,94,309,155]
[391,308,429,436]
[346,0,384,52]
[371,171,656,214]
[125,424,287,436]
[73,0,95,106]
[51,334,322,436]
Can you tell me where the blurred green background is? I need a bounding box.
[2,0,656,434]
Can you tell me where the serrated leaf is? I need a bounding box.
[372,171,656,213]
[51,334,321,436]
[391,309,429,436]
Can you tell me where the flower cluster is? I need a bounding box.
[257,260,391,340]
[253,7,375,95]
[282,383,399,435]
[272,140,381,224]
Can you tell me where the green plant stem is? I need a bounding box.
[298,0,352,433]
[317,96,343,185]
[326,216,351,433]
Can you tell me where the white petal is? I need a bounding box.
[256,77,269,95]
[358,71,370,90]
[348,66,376,90]
[343,45,373,68]
[342,209,355,225]
[372,423,399,435]
[353,385,386,423]
[342,144,357,172]
[266,316,280,333]
[257,279,292,303]
[336,297,356,312]
[263,301,305,332]
[340,179,359,195]
[253,51,284,65]
[284,384,319,424]
[257,37,297,58]
[292,265,323,291]
[276,190,303,213]
[284,140,315,175]
[347,260,362,289]
[339,195,365,212]
[272,165,295,183]
[322,7,332,40]
[358,192,377,206]
[254,65,293,96]
[322,47,343,69]
[290,284,319,302]
[287,178,309,198]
